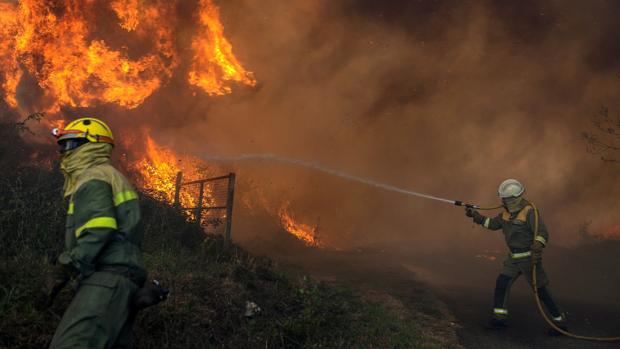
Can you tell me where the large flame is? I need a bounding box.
[0,0,255,112]
[279,205,323,247]
[128,133,210,208]
[188,0,256,95]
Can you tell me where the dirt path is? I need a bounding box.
[268,245,620,349]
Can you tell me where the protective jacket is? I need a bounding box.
[476,200,548,252]
[58,162,146,282]
[51,142,146,348]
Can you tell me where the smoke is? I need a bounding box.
[5,1,620,260]
[131,0,620,253]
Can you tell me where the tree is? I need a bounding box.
[583,106,620,163]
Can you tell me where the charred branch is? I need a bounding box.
[584,106,620,163]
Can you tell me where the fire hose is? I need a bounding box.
[529,202,620,342]
[205,152,619,340]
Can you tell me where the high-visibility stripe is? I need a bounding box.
[76,217,118,237]
[535,235,547,246]
[494,308,508,315]
[511,251,532,259]
[483,217,490,228]
[114,190,138,206]
[68,202,74,214]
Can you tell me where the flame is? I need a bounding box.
[0,1,20,108]
[129,133,205,207]
[111,0,141,31]
[0,0,255,112]
[279,205,322,247]
[188,0,257,95]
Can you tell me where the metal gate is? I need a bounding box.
[173,172,235,243]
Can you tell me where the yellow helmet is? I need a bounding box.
[52,117,114,153]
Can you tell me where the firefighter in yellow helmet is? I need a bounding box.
[465,179,568,336]
[47,117,149,348]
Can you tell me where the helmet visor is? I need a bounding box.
[58,138,89,154]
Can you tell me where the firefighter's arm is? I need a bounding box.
[58,179,117,277]
[466,208,503,230]
[528,208,549,247]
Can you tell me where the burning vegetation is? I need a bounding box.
[279,204,323,248]
[0,0,319,247]
[0,0,255,113]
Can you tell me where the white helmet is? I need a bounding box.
[498,179,524,198]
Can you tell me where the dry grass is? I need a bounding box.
[0,115,451,348]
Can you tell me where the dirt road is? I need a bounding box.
[439,284,620,349]
[266,242,620,349]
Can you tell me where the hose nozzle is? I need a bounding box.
[454,200,479,209]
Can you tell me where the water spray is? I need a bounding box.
[203,152,620,341]
[201,153,499,210]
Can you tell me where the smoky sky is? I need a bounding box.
[12,0,620,253]
[145,0,620,252]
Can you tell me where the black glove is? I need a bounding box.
[465,207,486,225]
[44,264,73,307]
[465,207,475,217]
[132,280,169,311]
[531,241,544,264]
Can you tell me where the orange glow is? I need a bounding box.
[0,1,254,112]
[474,254,497,262]
[279,205,322,247]
[188,0,257,95]
[111,0,141,31]
[127,133,218,224]
[596,225,620,240]
[0,1,20,108]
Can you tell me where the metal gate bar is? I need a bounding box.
[173,172,235,244]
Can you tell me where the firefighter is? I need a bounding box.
[47,117,147,348]
[465,179,568,335]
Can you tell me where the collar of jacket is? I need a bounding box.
[503,197,529,214]
[61,142,112,197]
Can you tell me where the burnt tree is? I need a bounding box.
[583,106,620,163]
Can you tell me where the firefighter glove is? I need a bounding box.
[465,207,476,217]
[45,264,74,306]
[465,207,485,225]
[132,280,169,311]
[531,240,544,264]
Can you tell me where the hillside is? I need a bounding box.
[0,116,459,348]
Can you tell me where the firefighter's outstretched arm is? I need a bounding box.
[58,179,117,278]
[465,207,503,230]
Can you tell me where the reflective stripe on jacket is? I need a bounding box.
[59,163,145,280]
[479,202,549,250]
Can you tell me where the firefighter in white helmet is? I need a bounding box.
[465,179,567,335]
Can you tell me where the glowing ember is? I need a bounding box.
[188,0,257,95]
[474,254,497,262]
[279,205,322,247]
[0,0,254,112]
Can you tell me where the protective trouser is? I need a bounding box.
[50,271,139,349]
[492,255,562,321]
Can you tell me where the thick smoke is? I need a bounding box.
[132,0,620,253]
[8,1,620,264]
